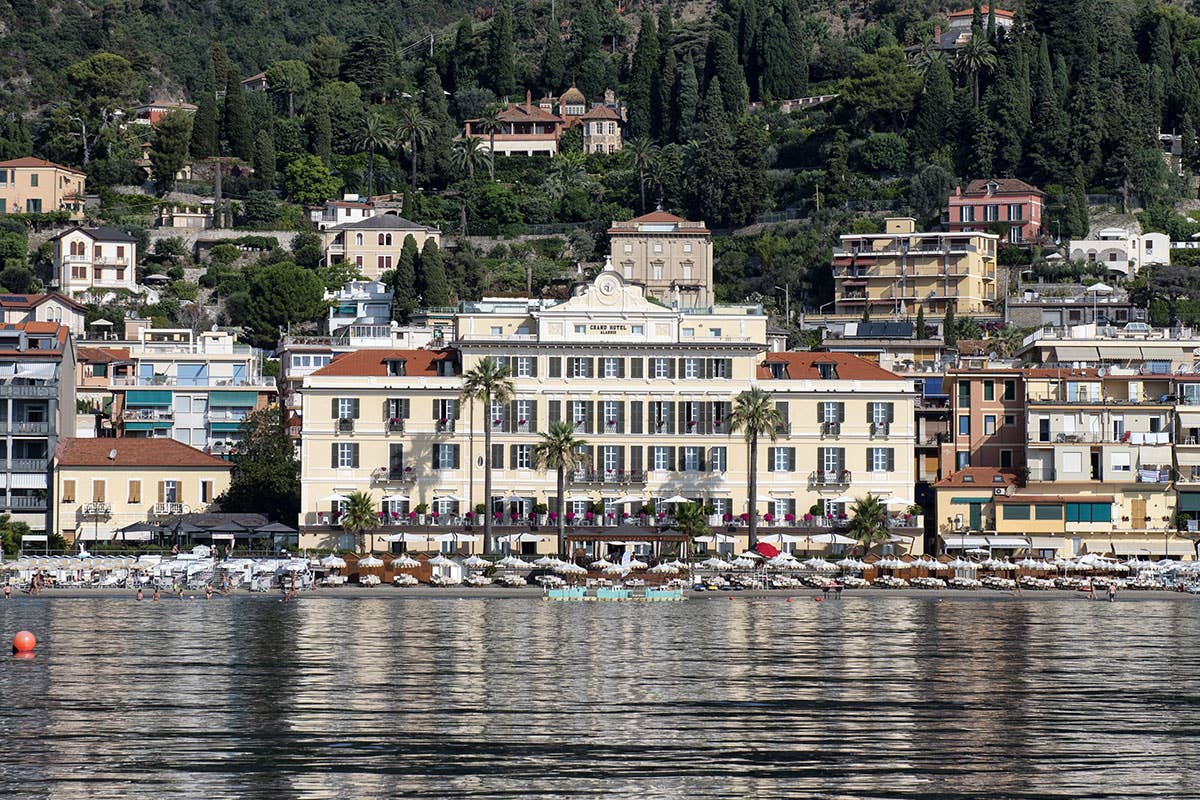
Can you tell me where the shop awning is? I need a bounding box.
[75,527,114,541]
[209,422,244,432]
[209,391,257,407]
[1030,536,1069,551]
[1180,493,1200,512]
[941,534,989,548]
[1054,346,1099,360]
[1083,539,1112,554]
[950,496,993,504]
[1110,538,1195,557]
[986,536,1032,548]
[21,534,47,543]
[1179,411,1200,428]
[126,390,173,406]
[124,420,173,431]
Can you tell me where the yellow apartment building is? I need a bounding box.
[0,157,86,218]
[608,210,714,308]
[297,267,921,555]
[321,215,441,280]
[831,217,998,318]
[52,437,232,545]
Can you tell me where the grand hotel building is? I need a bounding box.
[297,267,921,554]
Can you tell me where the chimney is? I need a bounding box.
[525,89,532,108]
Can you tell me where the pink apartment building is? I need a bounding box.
[948,179,1044,243]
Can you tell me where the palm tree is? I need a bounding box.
[342,490,378,552]
[476,106,503,181]
[626,136,658,213]
[395,104,434,190]
[908,43,945,80]
[357,110,394,198]
[956,36,996,107]
[546,151,588,200]
[847,495,890,558]
[988,325,1025,357]
[673,502,711,551]
[451,136,487,179]
[727,388,783,549]
[459,356,515,555]
[533,420,589,558]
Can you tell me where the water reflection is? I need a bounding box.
[0,595,1197,799]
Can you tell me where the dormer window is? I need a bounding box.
[386,359,406,377]
[992,475,1004,483]
[768,362,786,379]
[816,362,838,380]
[962,475,975,483]
[986,181,998,195]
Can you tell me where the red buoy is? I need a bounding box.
[12,630,36,653]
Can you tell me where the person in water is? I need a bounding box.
[3,584,10,600]
[152,588,160,601]
[136,588,143,601]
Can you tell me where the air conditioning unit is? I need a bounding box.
[993,487,1007,496]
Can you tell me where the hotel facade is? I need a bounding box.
[297,268,921,554]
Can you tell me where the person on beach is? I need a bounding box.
[205,585,213,600]
[152,588,160,601]
[1108,583,1117,602]
[1087,582,1097,600]
[822,583,830,600]
[3,584,10,600]
[136,588,143,601]
[835,579,843,599]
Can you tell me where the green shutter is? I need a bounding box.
[1002,504,1031,520]
[1034,504,1063,520]
[126,390,173,406]
[209,391,256,407]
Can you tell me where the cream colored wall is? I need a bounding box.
[325,228,442,279]
[0,165,85,218]
[610,232,714,306]
[55,230,138,296]
[54,465,231,541]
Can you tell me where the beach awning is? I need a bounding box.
[499,532,548,544]
[986,536,1032,548]
[695,533,736,544]
[941,534,990,549]
[1054,346,1099,360]
[74,527,114,541]
[1083,539,1113,554]
[1110,539,1195,557]
[950,496,993,504]
[21,534,47,543]
[1030,536,1069,551]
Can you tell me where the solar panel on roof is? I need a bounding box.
[0,295,28,302]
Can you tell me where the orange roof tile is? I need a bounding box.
[934,467,1019,488]
[311,349,458,378]
[0,156,86,174]
[758,352,904,381]
[56,437,232,468]
[77,346,130,363]
[960,178,1044,196]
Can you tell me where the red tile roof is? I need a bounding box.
[0,321,70,350]
[56,437,232,468]
[934,468,1019,488]
[580,105,622,121]
[0,292,87,312]
[607,210,710,234]
[959,178,1043,196]
[311,349,458,378]
[495,103,564,124]
[77,346,130,363]
[758,352,904,381]
[0,156,86,174]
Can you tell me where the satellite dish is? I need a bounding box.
[107,449,117,460]
[1097,367,1107,377]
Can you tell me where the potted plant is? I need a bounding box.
[534,502,548,525]
[803,512,813,523]
[464,510,474,528]
[414,503,429,524]
[566,511,576,524]
[642,503,655,517]
[739,512,749,523]
[764,512,774,524]
[475,503,486,516]
[785,513,795,523]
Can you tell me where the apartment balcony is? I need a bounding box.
[337,418,355,433]
[1028,395,1175,407]
[122,409,174,422]
[327,243,346,255]
[435,419,456,433]
[152,502,185,516]
[1135,468,1173,484]
[9,458,48,473]
[10,421,50,435]
[371,466,417,484]
[387,418,406,433]
[1027,467,1057,481]
[870,422,890,438]
[112,376,275,389]
[77,502,112,519]
[820,422,840,438]
[809,470,851,487]
[7,495,46,511]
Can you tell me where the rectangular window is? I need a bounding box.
[653,446,670,471]
[983,381,995,401]
[569,357,592,378]
[710,446,727,472]
[602,357,620,378]
[515,357,534,377]
[999,449,1013,468]
[985,204,999,222]
[163,480,178,503]
[653,358,671,379]
[91,480,106,503]
[336,442,356,468]
[958,382,970,407]
[434,444,459,470]
[984,415,996,435]
[682,358,701,379]
[1008,203,1023,221]
[128,480,141,503]
[1035,504,1063,520]
[958,415,970,436]
[201,480,213,504]
[515,445,532,470]
[869,448,893,472]
[1005,414,1016,427]
[1002,504,1031,520]
[29,172,38,187]
[337,398,357,419]
[1066,502,1112,523]
[682,446,701,471]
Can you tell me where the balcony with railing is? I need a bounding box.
[870,422,890,438]
[152,502,185,516]
[337,417,355,433]
[387,418,406,433]
[371,466,417,484]
[122,409,174,422]
[820,422,839,438]
[77,502,112,519]
[7,495,46,511]
[809,469,851,486]
[569,469,647,485]
[435,418,457,433]
[10,420,50,435]
[9,458,48,473]
[1027,466,1057,481]
[0,384,56,399]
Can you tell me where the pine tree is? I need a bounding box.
[540,30,566,95]
[627,13,660,139]
[911,57,953,157]
[488,4,516,98]
[223,70,253,160]
[191,65,219,159]
[418,239,451,306]
[307,95,332,166]
[393,235,419,322]
[209,44,231,102]
[673,53,700,141]
[697,76,726,134]
[251,128,276,190]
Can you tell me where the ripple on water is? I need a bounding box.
[0,594,1198,799]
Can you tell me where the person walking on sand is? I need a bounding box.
[205,585,213,600]
[1108,582,1117,603]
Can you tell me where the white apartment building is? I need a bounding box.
[51,226,140,299]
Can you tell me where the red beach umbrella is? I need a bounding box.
[754,542,780,558]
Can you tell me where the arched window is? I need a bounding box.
[378,233,385,245]
[355,233,364,246]
[385,233,393,246]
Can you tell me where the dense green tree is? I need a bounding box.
[357,110,394,198]
[393,234,419,322]
[956,30,996,107]
[910,57,953,158]
[1028,36,1070,183]
[251,128,276,190]
[1064,167,1090,239]
[341,34,392,100]
[909,163,955,222]
[418,239,450,305]
[282,154,341,204]
[705,29,748,118]
[657,44,678,142]
[308,35,343,85]
[217,406,299,525]
[396,103,434,190]
[841,46,921,131]
[540,30,567,94]
[149,109,192,195]
[571,1,604,61]
[307,95,333,165]
[191,65,219,159]
[291,229,323,269]
[673,54,700,140]
[760,13,806,99]
[267,60,311,118]
[822,129,850,205]
[240,261,326,346]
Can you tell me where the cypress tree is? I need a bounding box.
[1065,167,1090,239]
[823,129,849,204]
[191,65,219,159]
[658,45,677,142]
[571,2,603,61]
[1068,61,1103,182]
[1181,112,1199,173]
[915,306,926,338]
[697,76,726,135]
[251,128,276,190]
[911,57,953,157]
[488,4,516,98]
[627,13,660,139]
[1028,36,1069,183]
[223,70,253,160]
[307,95,332,166]
[987,4,997,42]
[673,54,700,141]
[943,305,957,346]
[706,29,748,118]
[540,30,566,95]
[972,0,983,32]
[393,235,419,322]
[419,239,451,306]
[760,14,802,99]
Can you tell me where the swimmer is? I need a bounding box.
[3,585,10,600]
[152,588,161,601]
[205,585,213,600]
[136,588,143,601]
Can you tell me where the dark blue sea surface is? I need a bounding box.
[0,593,1197,799]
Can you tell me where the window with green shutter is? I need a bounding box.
[1034,504,1063,520]
[1002,504,1031,520]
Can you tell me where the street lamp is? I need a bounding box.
[773,284,790,323]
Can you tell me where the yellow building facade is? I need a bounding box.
[0,157,86,218]
[832,217,998,318]
[297,268,921,554]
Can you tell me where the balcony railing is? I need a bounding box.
[337,418,355,433]
[8,495,46,510]
[820,421,839,437]
[122,409,174,421]
[371,466,417,483]
[1027,467,1057,481]
[871,422,890,438]
[10,459,47,472]
[11,421,50,434]
[152,502,185,516]
[0,384,55,398]
[112,376,276,388]
[436,419,456,433]
[387,418,406,433]
[810,470,851,486]
[78,502,112,518]
[570,469,647,485]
